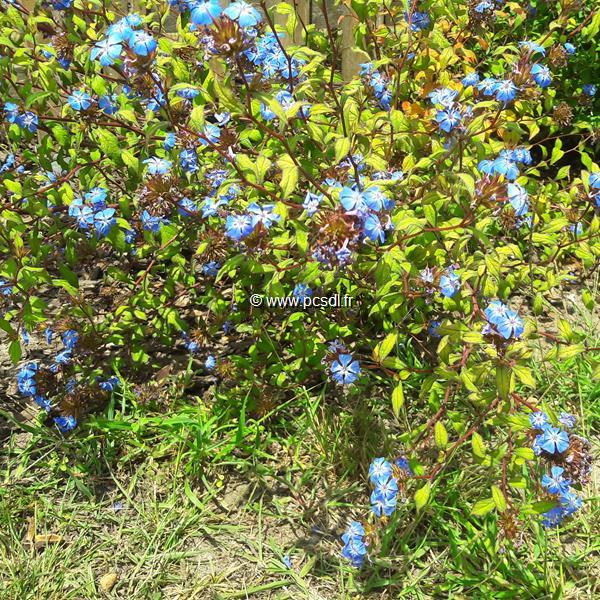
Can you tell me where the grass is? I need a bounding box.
[1,300,599,599]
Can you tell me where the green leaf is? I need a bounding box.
[434,421,448,449]
[514,447,534,460]
[375,332,397,362]
[414,482,431,511]
[472,497,495,516]
[527,500,558,514]
[471,432,487,458]
[391,381,404,417]
[9,339,22,364]
[512,364,535,388]
[95,129,120,161]
[277,155,299,198]
[491,485,507,512]
[496,364,513,400]
[334,137,351,163]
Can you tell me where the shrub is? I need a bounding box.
[0,0,598,569]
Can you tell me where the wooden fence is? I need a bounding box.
[17,0,366,79]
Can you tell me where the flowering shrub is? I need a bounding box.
[0,0,598,570]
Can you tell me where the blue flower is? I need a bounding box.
[85,187,108,209]
[4,102,19,123]
[94,208,116,237]
[106,18,135,43]
[492,154,519,181]
[246,203,280,229]
[341,521,368,568]
[405,11,430,31]
[368,457,393,485]
[129,31,157,56]
[293,283,312,302]
[564,43,576,55]
[202,261,220,276]
[582,84,597,97]
[558,412,576,429]
[540,426,569,454]
[507,183,529,216]
[570,222,583,236]
[190,0,223,25]
[510,147,532,165]
[18,375,36,397]
[474,1,494,13]
[175,87,200,100]
[375,476,399,498]
[560,491,582,516]
[484,300,508,324]
[395,456,413,474]
[0,278,14,296]
[205,355,217,370]
[75,205,94,230]
[144,157,172,175]
[55,349,72,365]
[363,214,385,243]
[428,320,441,338]
[494,80,518,103]
[477,77,499,96]
[54,415,77,433]
[435,108,462,132]
[16,112,38,132]
[90,38,122,66]
[541,506,565,528]
[303,191,322,216]
[370,488,398,516]
[589,172,600,189]
[531,64,552,88]
[340,187,368,212]
[330,353,361,385]
[224,1,262,27]
[178,148,198,173]
[178,197,199,216]
[68,90,93,111]
[529,411,549,429]
[34,394,51,411]
[200,123,221,145]
[98,94,118,115]
[440,268,460,298]
[428,87,459,107]
[542,466,571,495]
[462,71,480,87]
[495,309,524,339]
[225,214,254,240]
[519,41,546,56]
[532,433,544,455]
[62,329,79,350]
[164,132,177,150]
[99,376,119,392]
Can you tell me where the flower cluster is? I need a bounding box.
[360,64,393,110]
[341,521,368,568]
[245,32,305,80]
[67,187,119,238]
[369,457,399,517]
[91,14,157,65]
[3,101,38,132]
[429,87,473,133]
[482,301,524,340]
[15,326,118,432]
[341,456,412,567]
[529,411,591,528]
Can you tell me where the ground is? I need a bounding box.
[1,284,599,599]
